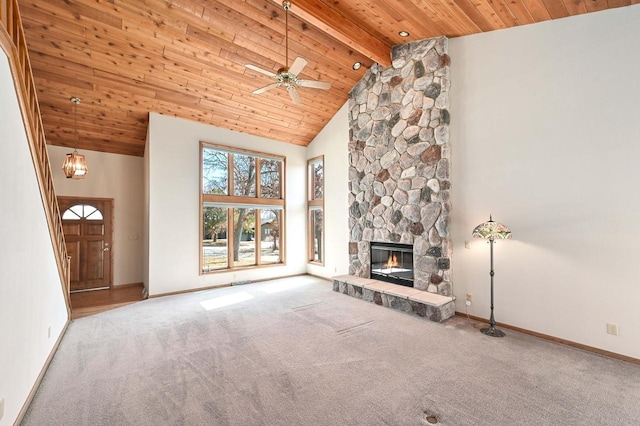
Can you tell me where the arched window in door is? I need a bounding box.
[62,204,104,221]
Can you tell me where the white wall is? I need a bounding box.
[146,113,307,296]
[0,54,68,425]
[48,146,145,286]
[143,133,150,296]
[449,5,640,358]
[306,102,350,279]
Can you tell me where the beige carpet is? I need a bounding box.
[22,275,640,425]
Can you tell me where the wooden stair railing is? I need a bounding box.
[1,0,71,313]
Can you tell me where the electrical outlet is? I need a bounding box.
[48,326,51,339]
[464,241,471,249]
[466,293,472,302]
[606,323,619,336]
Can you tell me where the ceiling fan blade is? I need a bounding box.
[253,82,280,95]
[288,57,308,76]
[287,86,302,104]
[245,64,277,78]
[297,79,331,90]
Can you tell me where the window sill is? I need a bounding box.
[201,262,286,275]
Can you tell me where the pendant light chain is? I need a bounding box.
[74,98,78,151]
[71,97,81,153]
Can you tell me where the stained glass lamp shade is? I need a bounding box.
[472,215,511,337]
[472,216,512,240]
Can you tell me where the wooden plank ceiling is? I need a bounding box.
[17,0,638,157]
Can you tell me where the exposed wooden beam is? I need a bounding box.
[269,0,392,67]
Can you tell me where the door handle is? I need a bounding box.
[103,247,110,252]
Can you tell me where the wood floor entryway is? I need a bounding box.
[70,283,145,319]
[58,197,113,292]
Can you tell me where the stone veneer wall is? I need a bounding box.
[348,37,452,296]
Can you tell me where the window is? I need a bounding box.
[307,156,324,264]
[62,204,104,220]
[200,143,285,273]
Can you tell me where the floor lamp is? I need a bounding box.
[472,215,512,337]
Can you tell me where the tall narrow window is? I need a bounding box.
[260,209,282,265]
[233,208,256,267]
[202,206,228,271]
[233,154,256,197]
[200,143,285,273]
[307,156,324,264]
[260,159,282,198]
[202,150,228,195]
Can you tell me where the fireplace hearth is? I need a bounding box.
[370,242,414,287]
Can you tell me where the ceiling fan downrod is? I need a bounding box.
[283,1,291,71]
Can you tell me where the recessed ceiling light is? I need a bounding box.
[352,62,362,70]
[399,31,410,37]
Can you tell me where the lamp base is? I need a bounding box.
[481,325,505,337]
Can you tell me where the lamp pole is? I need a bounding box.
[481,237,505,337]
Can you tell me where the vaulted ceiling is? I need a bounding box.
[18,0,637,156]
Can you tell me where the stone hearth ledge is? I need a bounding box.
[332,275,455,322]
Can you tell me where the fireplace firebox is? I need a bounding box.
[370,242,414,287]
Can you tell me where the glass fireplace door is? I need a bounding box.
[370,242,414,287]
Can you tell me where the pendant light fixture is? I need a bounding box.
[62,97,88,179]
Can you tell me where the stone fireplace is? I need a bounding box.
[347,36,452,298]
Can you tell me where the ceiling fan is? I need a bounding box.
[245,1,331,104]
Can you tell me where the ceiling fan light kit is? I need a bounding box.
[245,1,331,104]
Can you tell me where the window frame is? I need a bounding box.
[200,142,286,274]
[307,156,324,265]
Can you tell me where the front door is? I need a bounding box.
[58,197,113,292]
